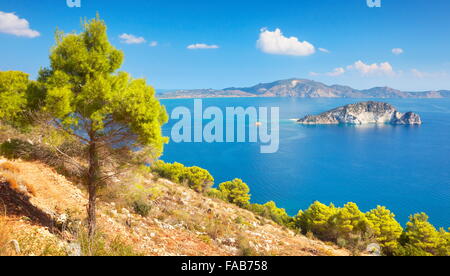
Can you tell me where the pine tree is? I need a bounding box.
[0,71,30,123]
[218,178,251,208]
[296,201,338,239]
[404,213,441,255]
[35,17,168,237]
[331,202,373,240]
[366,206,403,254]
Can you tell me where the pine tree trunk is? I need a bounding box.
[87,141,99,238]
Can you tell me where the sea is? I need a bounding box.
[159,97,450,228]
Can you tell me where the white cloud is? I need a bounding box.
[187,43,219,50]
[411,69,425,78]
[347,60,395,76]
[392,48,404,55]
[119,33,146,44]
[149,41,158,47]
[319,48,330,54]
[411,69,448,79]
[313,61,396,78]
[257,28,315,56]
[0,11,40,38]
[327,67,345,77]
[309,67,345,77]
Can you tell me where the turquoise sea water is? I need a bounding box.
[160,98,450,228]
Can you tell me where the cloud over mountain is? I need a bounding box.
[347,60,395,76]
[310,67,345,77]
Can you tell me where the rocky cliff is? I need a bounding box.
[297,101,422,125]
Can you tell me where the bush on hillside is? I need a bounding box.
[400,213,450,256]
[77,227,142,256]
[294,202,373,253]
[151,161,214,193]
[0,71,30,124]
[0,139,34,160]
[218,178,251,208]
[366,206,403,254]
[249,201,291,226]
[206,188,225,200]
[294,201,338,239]
[182,166,214,193]
[132,200,151,217]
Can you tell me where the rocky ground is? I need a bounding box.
[0,159,349,256]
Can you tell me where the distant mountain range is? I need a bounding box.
[157,78,450,99]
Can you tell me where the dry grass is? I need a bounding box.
[23,180,37,197]
[12,222,67,256]
[0,170,37,197]
[3,172,19,191]
[237,235,259,256]
[0,160,86,220]
[0,217,12,256]
[0,162,21,174]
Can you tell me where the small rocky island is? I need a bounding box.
[297,101,422,125]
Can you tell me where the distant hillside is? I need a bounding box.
[158,89,256,99]
[157,78,450,99]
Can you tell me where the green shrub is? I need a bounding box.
[262,201,291,226]
[294,201,338,238]
[218,178,251,208]
[366,206,403,255]
[78,228,141,256]
[78,229,107,256]
[0,71,29,123]
[0,139,34,160]
[401,213,449,256]
[198,234,212,244]
[393,244,433,256]
[109,236,143,256]
[16,228,66,256]
[248,203,266,216]
[152,161,185,183]
[237,235,258,256]
[182,166,214,193]
[132,200,151,217]
[332,202,373,240]
[151,161,214,193]
[294,202,375,253]
[249,201,291,227]
[206,188,224,200]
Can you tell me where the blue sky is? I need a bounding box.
[1,0,450,91]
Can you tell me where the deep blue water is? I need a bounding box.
[160,98,450,228]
